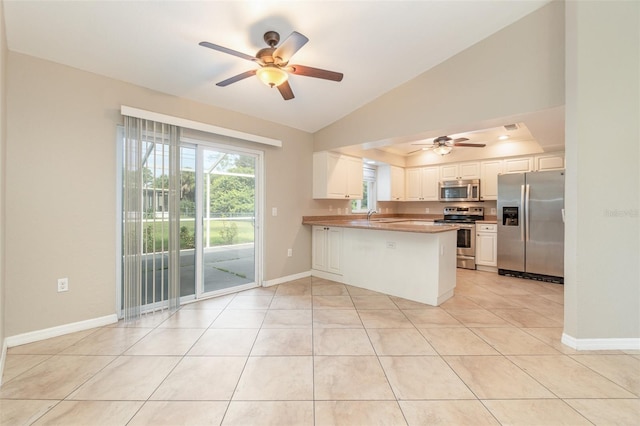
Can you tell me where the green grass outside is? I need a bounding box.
[143,219,254,253]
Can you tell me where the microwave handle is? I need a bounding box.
[467,184,472,198]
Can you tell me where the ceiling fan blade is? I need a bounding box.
[452,137,469,143]
[273,31,309,63]
[216,69,257,87]
[288,65,344,82]
[453,142,486,148]
[277,80,295,100]
[199,41,258,62]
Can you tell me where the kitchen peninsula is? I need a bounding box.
[302,217,459,306]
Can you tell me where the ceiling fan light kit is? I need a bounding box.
[200,30,343,100]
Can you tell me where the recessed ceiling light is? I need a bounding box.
[366,160,376,164]
[498,135,510,141]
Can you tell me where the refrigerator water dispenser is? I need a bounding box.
[503,207,519,226]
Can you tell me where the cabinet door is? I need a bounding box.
[480,160,503,201]
[459,162,480,179]
[312,226,328,271]
[421,167,440,201]
[345,156,363,199]
[327,153,348,198]
[535,153,565,171]
[476,232,497,266]
[440,164,459,180]
[405,168,423,201]
[390,165,405,200]
[503,157,533,174]
[326,227,343,274]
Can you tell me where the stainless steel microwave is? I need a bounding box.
[439,179,480,202]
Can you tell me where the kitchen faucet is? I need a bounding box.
[367,209,378,221]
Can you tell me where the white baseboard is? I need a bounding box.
[310,269,346,283]
[5,314,118,349]
[263,270,311,287]
[562,333,640,351]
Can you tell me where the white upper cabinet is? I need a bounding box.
[377,165,405,201]
[535,152,565,171]
[440,162,480,180]
[503,157,533,174]
[313,152,363,199]
[480,160,503,201]
[406,167,439,201]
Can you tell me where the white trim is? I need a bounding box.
[562,333,640,351]
[5,314,118,348]
[121,106,282,147]
[263,270,312,287]
[0,339,7,386]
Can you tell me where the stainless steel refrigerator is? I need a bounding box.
[497,170,565,283]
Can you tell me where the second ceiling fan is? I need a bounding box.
[199,30,343,100]
[409,135,486,155]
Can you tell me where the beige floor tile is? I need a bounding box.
[150,356,246,400]
[312,283,349,296]
[129,401,228,426]
[314,356,395,400]
[419,328,499,355]
[313,329,375,355]
[275,282,312,296]
[210,309,267,328]
[270,295,312,309]
[466,293,522,309]
[223,401,314,426]
[233,356,313,400]
[112,311,173,328]
[389,296,434,310]
[180,294,234,310]
[262,309,312,328]
[570,354,640,396]
[315,401,407,426]
[238,286,277,296]
[1,354,51,383]
[226,295,274,309]
[123,328,204,356]
[564,398,640,425]
[367,328,437,355]
[492,308,563,328]
[508,355,638,398]
[0,400,58,426]
[403,308,463,328]
[445,355,555,399]
[439,295,483,311]
[32,401,142,426]
[378,356,476,400]
[187,328,258,356]
[471,327,560,355]
[313,309,363,328]
[359,310,414,328]
[399,400,500,426]
[446,309,512,327]
[7,329,98,355]
[521,327,579,354]
[0,355,115,400]
[252,328,313,355]
[352,295,398,310]
[157,309,222,328]
[345,285,382,296]
[67,356,180,400]
[483,399,592,425]
[60,327,151,355]
[313,295,355,309]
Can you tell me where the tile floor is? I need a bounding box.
[1,269,639,425]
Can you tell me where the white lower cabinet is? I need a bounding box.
[476,223,497,271]
[312,226,343,275]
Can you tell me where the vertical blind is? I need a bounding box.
[122,116,181,321]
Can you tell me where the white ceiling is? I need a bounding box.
[3,0,551,134]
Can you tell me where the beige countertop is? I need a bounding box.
[302,217,459,234]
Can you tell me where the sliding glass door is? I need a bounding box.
[199,146,258,296]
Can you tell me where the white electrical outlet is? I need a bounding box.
[57,278,69,292]
[491,208,496,215]
[386,241,396,249]
[425,208,430,213]
[287,248,293,257]
[272,207,278,216]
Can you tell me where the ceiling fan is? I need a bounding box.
[409,135,486,155]
[199,30,343,100]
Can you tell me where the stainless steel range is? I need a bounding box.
[435,206,485,270]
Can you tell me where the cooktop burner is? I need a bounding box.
[439,206,485,223]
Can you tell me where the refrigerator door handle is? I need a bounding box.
[520,184,525,241]
[525,184,531,241]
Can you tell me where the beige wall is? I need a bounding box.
[564,1,640,340]
[1,0,7,355]
[4,53,314,336]
[314,0,565,153]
